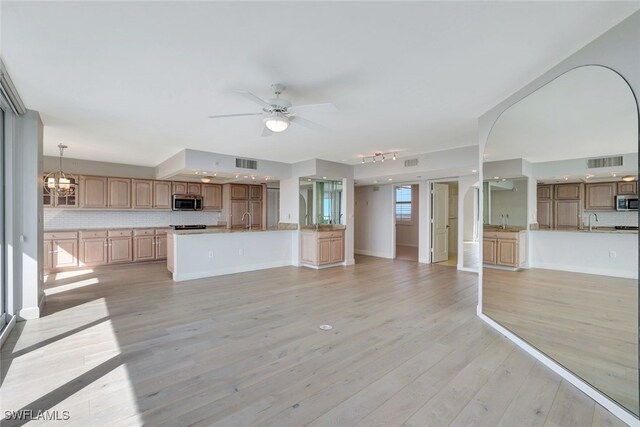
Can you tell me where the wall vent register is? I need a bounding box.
[587,155,623,168]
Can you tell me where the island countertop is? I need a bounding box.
[169,223,299,235]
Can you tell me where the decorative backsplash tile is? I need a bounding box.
[44,209,223,230]
[581,210,638,227]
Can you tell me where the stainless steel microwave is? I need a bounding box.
[172,194,203,211]
[615,195,638,211]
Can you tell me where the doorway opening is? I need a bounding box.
[430,181,458,266]
[394,184,419,261]
[461,184,480,270]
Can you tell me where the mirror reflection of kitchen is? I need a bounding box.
[299,178,344,226]
[483,66,639,416]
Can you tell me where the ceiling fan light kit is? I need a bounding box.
[264,113,290,132]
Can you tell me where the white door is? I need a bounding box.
[432,183,449,263]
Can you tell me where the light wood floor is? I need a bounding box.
[483,267,639,417]
[1,257,626,426]
[395,245,418,261]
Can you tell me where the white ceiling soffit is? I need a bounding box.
[485,65,638,163]
[2,2,639,166]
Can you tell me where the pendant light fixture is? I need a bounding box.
[44,144,77,197]
[264,112,290,132]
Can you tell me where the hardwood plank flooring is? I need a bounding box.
[0,256,627,426]
[483,267,638,416]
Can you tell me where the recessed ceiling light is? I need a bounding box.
[235,174,239,178]
[373,180,378,184]
[494,176,499,179]
[388,178,393,181]
[472,169,477,173]
[322,176,327,179]
[244,175,248,178]
[564,177,569,180]
[307,178,311,181]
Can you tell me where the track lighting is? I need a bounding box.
[360,151,398,164]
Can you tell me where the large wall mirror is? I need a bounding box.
[482,66,639,416]
[299,178,344,226]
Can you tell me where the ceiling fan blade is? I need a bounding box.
[290,116,328,132]
[208,112,262,119]
[288,103,337,114]
[234,90,273,110]
[261,126,273,137]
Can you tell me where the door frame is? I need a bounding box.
[428,177,460,264]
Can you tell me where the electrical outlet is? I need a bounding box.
[609,250,617,258]
[208,251,214,258]
[287,213,291,219]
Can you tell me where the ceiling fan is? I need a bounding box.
[208,84,337,137]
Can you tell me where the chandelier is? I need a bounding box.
[44,144,77,197]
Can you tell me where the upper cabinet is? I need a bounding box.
[187,183,202,195]
[249,185,262,200]
[537,185,552,199]
[585,182,616,211]
[132,179,153,209]
[79,176,108,208]
[153,181,172,210]
[172,182,188,195]
[617,181,637,195]
[230,184,249,200]
[107,178,131,209]
[202,184,222,210]
[554,183,582,200]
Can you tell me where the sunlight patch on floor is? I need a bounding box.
[45,278,101,296]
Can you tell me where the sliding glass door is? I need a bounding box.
[0,106,5,331]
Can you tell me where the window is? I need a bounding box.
[395,185,412,223]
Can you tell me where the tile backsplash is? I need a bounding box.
[44,209,223,230]
[582,210,638,227]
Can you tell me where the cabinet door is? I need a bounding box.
[617,181,637,195]
[42,175,55,208]
[330,237,344,263]
[109,237,132,263]
[555,200,581,229]
[249,201,262,228]
[80,176,108,208]
[318,239,331,265]
[155,235,168,260]
[132,179,153,209]
[585,183,616,211]
[202,184,222,210]
[54,176,79,208]
[483,239,497,264]
[53,239,78,269]
[537,185,552,199]
[250,185,262,200]
[133,236,155,261]
[43,240,54,272]
[108,178,131,209]
[80,238,108,266]
[230,185,249,200]
[188,183,202,195]
[230,200,248,228]
[554,183,582,200]
[153,181,172,209]
[300,233,317,264]
[537,200,553,229]
[173,182,188,195]
[497,239,518,267]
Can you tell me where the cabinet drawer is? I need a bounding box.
[133,229,156,236]
[483,231,519,240]
[79,230,108,239]
[108,229,133,237]
[44,231,78,240]
[317,231,344,239]
[155,228,171,235]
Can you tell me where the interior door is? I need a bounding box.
[431,183,449,263]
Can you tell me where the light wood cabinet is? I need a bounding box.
[187,183,202,195]
[554,183,582,200]
[153,181,172,210]
[483,230,526,268]
[554,199,581,229]
[43,240,54,272]
[617,181,637,195]
[250,185,262,200]
[42,174,79,208]
[231,185,249,200]
[537,185,552,199]
[300,229,345,266]
[249,201,262,228]
[109,237,132,264]
[537,200,553,229]
[230,200,249,228]
[80,176,108,208]
[80,237,108,266]
[134,235,155,261]
[173,182,188,195]
[107,178,131,209]
[155,233,168,260]
[53,239,78,269]
[202,184,222,210]
[585,183,616,211]
[132,179,153,209]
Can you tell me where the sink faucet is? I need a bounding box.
[304,214,310,225]
[588,213,599,231]
[241,211,252,230]
[500,214,507,230]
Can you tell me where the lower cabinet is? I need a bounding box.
[483,230,526,268]
[44,232,79,272]
[301,229,345,266]
[133,229,168,261]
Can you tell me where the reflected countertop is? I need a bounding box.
[531,227,638,235]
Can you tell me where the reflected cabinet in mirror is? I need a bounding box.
[299,178,344,225]
[482,66,639,416]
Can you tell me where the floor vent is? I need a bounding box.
[404,158,419,167]
[235,158,258,169]
[587,156,623,169]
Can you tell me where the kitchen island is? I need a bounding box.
[167,225,298,281]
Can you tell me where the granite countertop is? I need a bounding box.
[483,226,526,232]
[171,223,299,235]
[531,227,638,235]
[45,226,177,232]
[300,224,347,231]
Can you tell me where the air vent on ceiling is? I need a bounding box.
[235,158,258,170]
[404,158,419,167]
[587,156,623,169]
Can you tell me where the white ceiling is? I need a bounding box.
[485,65,638,163]
[2,2,638,167]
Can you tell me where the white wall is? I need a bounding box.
[43,156,156,178]
[354,185,394,258]
[463,186,476,241]
[43,209,222,230]
[395,184,419,247]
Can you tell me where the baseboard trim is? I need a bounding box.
[457,266,479,273]
[354,249,393,259]
[478,312,637,426]
[0,314,17,349]
[300,262,345,270]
